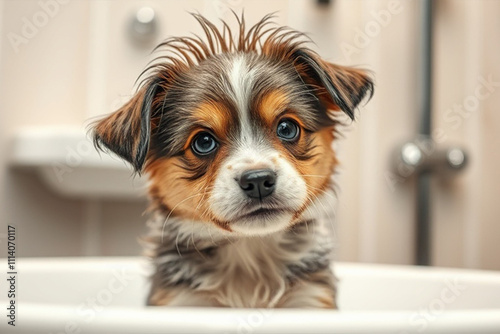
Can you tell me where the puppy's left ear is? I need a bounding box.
[293,50,374,120]
[92,78,163,173]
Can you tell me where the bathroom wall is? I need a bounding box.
[0,0,498,270]
[431,0,500,270]
[0,0,89,257]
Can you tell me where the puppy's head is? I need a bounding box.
[93,14,373,236]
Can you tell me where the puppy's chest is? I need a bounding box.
[156,232,331,307]
[207,239,289,307]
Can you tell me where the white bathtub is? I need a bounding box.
[1,257,499,334]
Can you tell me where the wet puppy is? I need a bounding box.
[93,13,373,308]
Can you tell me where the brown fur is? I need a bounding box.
[256,89,291,127]
[192,101,234,141]
[145,144,231,230]
[92,13,373,309]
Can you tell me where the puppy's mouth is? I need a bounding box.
[226,205,296,235]
[237,207,291,220]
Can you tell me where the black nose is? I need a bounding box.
[238,169,277,199]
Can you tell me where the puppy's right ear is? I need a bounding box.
[92,78,163,173]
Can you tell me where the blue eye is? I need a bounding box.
[191,132,218,156]
[276,119,300,141]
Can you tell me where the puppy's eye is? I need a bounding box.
[276,119,300,142]
[191,132,218,156]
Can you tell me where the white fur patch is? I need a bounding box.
[228,56,254,142]
[208,56,309,235]
[209,147,308,235]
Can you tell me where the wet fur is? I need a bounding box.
[92,13,373,308]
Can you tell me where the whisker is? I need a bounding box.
[161,192,206,243]
[196,184,212,210]
[300,174,329,178]
[205,224,217,245]
[307,184,337,202]
[175,229,182,257]
[188,220,207,259]
[305,188,338,240]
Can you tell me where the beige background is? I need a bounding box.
[0,0,498,269]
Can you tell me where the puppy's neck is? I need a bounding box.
[144,214,323,255]
[145,215,332,274]
[143,193,335,307]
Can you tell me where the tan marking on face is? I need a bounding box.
[272,126,337,225]
[145,145,233,232]
[146,157,205,220]
[192,101,232,140]
[258,89,290,127]
[182,130,204,151]
[300,127,337,191]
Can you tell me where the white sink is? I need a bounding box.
[8,127,146,199]
[1,257,500,334]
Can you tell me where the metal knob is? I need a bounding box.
[394,137,467,178]
[129,7,158,45]
[401,142,423,167]
[446,147,467,170]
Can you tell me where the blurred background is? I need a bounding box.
[0,0,498,270]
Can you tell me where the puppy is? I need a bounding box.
[93,13,373,308]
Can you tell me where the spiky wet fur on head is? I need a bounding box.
[93,13,373,308]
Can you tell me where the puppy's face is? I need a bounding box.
[93,15,373,237]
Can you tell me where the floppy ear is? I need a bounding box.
[92,78,162,173]
[293,50,374,120]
